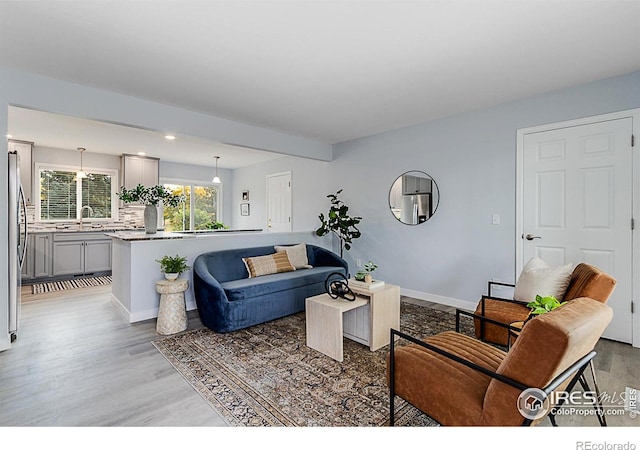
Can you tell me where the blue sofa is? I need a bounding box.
[193,244,348,333]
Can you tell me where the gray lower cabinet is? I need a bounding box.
[52,241,85,276]
[33,233,53,278]
[52,233,112,277]
[84,240,112,273]
[21,234,35,281]
[22,233,52,281]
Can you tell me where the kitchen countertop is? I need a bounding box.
[104,231,190,241]
[106,229,265,241]
[28,227,145,234]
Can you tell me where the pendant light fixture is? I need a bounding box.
[76,147,87,179]
[212,155,221,184]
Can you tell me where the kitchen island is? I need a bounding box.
[107,229,332,323]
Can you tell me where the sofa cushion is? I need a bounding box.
[242,252,295,278]
[222,266,343,301]
[274,243,312,269]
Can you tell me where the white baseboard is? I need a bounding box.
[400,288,476,312]
[111,293,198,323]
[110,294,131,322]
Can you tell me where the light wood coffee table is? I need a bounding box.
[305,283,400,362]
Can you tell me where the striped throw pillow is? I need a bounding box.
[242,252,295,278]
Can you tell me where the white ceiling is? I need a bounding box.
[7,106,284,169]
[1,1,640,145]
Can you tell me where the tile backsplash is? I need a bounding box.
[26,205,147,232]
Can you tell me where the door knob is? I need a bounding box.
[524,234,542,241]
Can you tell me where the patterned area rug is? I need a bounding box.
[31,275,112,294]
[153,300,475,427]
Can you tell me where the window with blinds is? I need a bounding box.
[39,169,114,221]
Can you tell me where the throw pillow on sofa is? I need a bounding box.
[243,252,295,278]
[513,257,573,302]
[274,243,313,269]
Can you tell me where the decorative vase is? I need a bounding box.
[364,274,373,283]
[164,273,179,281]
[144,204,158,234]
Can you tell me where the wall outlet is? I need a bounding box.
[355,259,362,267]
[492,213,501,225]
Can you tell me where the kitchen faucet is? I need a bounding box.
[79,205,94,231]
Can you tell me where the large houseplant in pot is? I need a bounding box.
[315,189,362,258]
[118,184,185,234]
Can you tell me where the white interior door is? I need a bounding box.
[520,117,633,343]
[266,172,291,233]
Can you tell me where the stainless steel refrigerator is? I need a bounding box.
[400,193,432,225]
[8,151,28,342]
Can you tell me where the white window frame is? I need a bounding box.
[35,162,119,222]
[159,178,223,230]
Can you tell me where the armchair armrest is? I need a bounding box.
[455,308,525,335]
[478,294,529,315]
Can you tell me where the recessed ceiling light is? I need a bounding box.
[6,134,13,138]
[165,135,176,140]
[137,152,146,156]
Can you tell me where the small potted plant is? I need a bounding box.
[156,254,191,281]
[355,260,378,283]
[526,295,566,318]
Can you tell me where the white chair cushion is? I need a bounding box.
[513,257,573,303]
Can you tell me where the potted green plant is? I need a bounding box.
[355,260,378,283]
[315,189,362,258]
[526,295,566,317]
[118,184,185,234]
[156,254,191,281]
[203,221,228,230]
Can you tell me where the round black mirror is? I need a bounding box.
[389,171,439,225]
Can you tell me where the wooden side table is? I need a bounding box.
[348,282,401,351]
[156,278,189,335]
[305,282,401,361]
[305,294,368,362]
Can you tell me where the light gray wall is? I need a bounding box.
[331,70,640,309]
[231,156,330,231]
[159,161,233,225]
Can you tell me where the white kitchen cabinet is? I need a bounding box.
[402,174,432,194]
[8,140,33,205]
[52,233,112,277]
[121,154,159,190]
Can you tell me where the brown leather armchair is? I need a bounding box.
[465,263,616,347]
[387,298,612,426]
